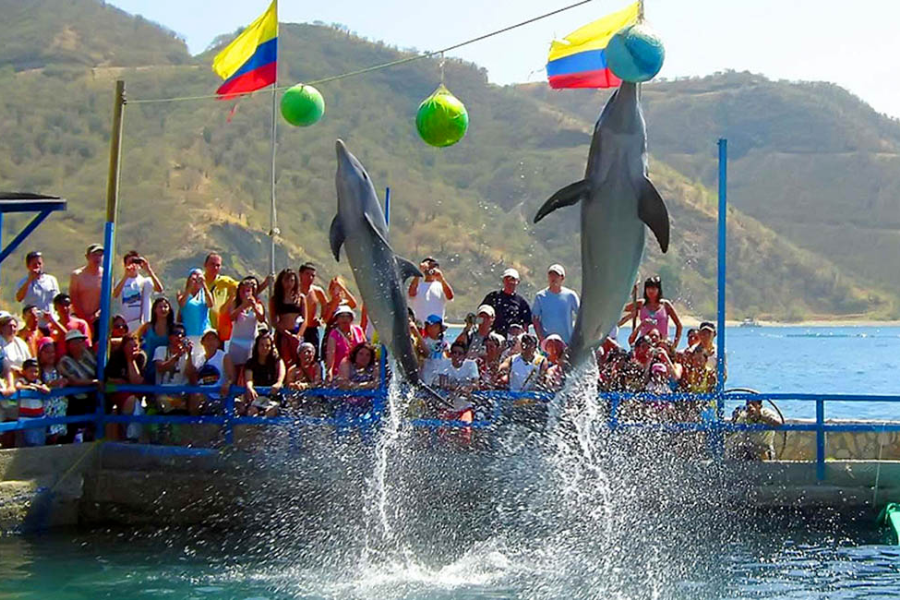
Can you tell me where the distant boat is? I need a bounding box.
[740,317,762,328]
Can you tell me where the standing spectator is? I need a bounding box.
[58,329,98,441]
[242,333,285,417]
[324,305,365,381]
[621,276,684,348]
[269,268,307,328]
[698,321,723,375]
[407,257,454,323]
[177,268,214,347]
[299,263,329,358]
[138,297,175,384]
[455,305,495,359]
[15,251,60,330]
[532,264,580,344]
[37,338,68,444]
[227,276,267,369]
[480,268,532,337]
[202,252,238,338]
[69,244,104,338]
[0,312,31,373]
[48,293,91,359]
[416,314,449,386]
[113,250,163,333]
[19,305,41,358]
[273,307,306,371]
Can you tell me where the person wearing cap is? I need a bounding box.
[15,251,60,330]
[15,357,50,447]
[113,250,164,333]
[480,268,532,337]
[324,304,366,381]
[532,264,580,345]
[69,243,105,338]
[58,328,99,440]
[416,314,450,386]
[48,293,91,359]
[454,304,495,359]
[177,268,214,347]
[0,311,31,374]
[407,257,454,323]
[697,321,724,376]
[501,322,525,362]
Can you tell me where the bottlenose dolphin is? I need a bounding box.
[534,82,669,366]
[331,140,438,396]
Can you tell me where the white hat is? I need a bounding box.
[541,333,566,354]
[502,268,520,280]
[548,264,566,277]
[333,304,355,319]
[477,304,495,318]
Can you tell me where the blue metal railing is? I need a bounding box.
[2,383,899,480]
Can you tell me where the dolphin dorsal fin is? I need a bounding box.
[533,179,590,223]
[636,175,670,253]
[329,216,345,261]
[395,256,423,281]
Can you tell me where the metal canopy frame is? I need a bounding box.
[0,193,67,272]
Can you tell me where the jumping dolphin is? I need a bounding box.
[534,82,670,367]
[331,140,441,398]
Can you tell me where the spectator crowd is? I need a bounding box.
[0,248,731,449]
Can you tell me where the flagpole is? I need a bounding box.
[268,1,278,288]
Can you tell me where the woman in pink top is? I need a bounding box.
[621,276,683,349]
[324,305,366,382]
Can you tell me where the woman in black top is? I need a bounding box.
[242,333,285,417]
[269,269,306,329]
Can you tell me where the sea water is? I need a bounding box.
[1,327,899,599]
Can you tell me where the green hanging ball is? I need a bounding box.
[416,84,468,148]
[280,84,325,127]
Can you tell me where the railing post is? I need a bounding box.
[816,398,825,481]
[223,389,234,445]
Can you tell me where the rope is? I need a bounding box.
[129,0,595,105]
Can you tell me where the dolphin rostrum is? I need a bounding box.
[534,82,669,367]
[331,139,441,398]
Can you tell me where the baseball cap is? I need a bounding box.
[201,328,219,341]
[65,329,89,342]
[476,304,495,318]
[502,268,520,280]
[25,251,42,263]
[507,323,524,332]
[0,311,14,325]
[700,322,717,333]
[548,264,566,277]
[86,243,104,254]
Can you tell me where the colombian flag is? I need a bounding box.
[546,2,639,89]
[213,1,278,98]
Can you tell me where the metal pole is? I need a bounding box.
[716,139,727,400]
[97,79,126,439]
[384,187,391,227]
[816,399,826,481]
[268,85,278,285]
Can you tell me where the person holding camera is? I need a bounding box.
[153,323,193,413]
[15,251,60,331]
[407,256,454,323]
[454,304,495,359]
[733,399,783,460]
[113,250,164,333]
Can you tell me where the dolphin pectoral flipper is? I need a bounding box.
[636,175,670,253]
[395,257,423,281]
[533,179,590,223]
[329,216,345,261]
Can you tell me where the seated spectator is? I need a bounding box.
[732,399,783,460]
[104,333,146,438]
[48,293,91,359]
[37,337,68,445]
[680,345,716,394]
[287,342,323,392]
[269,268,307,329]
[324,304,365,382]
[532,264,579,344]
[113,250,163,333]
[501,323,525,361]
[598,346,628,392]
[242,333,285,417]
[16,358,50,447]
[620,276,683,348]
[228,276,267,369]
[480,268,532,337]
[477,332,506,390]
[435,342,479,393]
[110,314,130,353]
[58,329,99,442]
[15,251,59,331]
[685,328,699,349]
[455,304,495,359]
[69,244,104,340]
[500,333,547,392]
[408,257,454,323]
[541,334,567,391]
[335,342,379,440]
[19,305,41,358]
[274,309,305,371]
[177,268,214,345]
[0,311,32,374]
[417,314,449,386]
[138,297,175,384]
[153,323,193,414]
[619,336,651,392]
[186,329,234,415]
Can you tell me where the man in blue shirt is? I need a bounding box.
[532,264,580,345]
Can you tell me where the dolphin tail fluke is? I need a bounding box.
[534,179,590,223]
[636,175,670,252]
[329,216,345,261]
[396,256,423,281]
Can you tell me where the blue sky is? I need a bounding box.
[110,0,900,118]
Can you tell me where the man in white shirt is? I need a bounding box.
[0,312,31,374]
[15,251,60,330]
[113,250,164,332]
[407,256,454,323]
[435,341,479,413]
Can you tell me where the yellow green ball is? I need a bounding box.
[281,84,325,127]
[416,85,468,148]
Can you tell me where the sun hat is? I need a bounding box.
[502,268,520,280]
[541,333,566,354]
[333,304,355,319]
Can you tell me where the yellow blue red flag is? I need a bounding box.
[546,2,639,89]
[213,1,278,97]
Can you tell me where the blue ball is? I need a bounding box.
[606,23,665,83]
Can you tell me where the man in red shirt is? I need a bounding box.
[48,293,92,358]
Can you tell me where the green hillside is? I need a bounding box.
[0,1,891,321]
